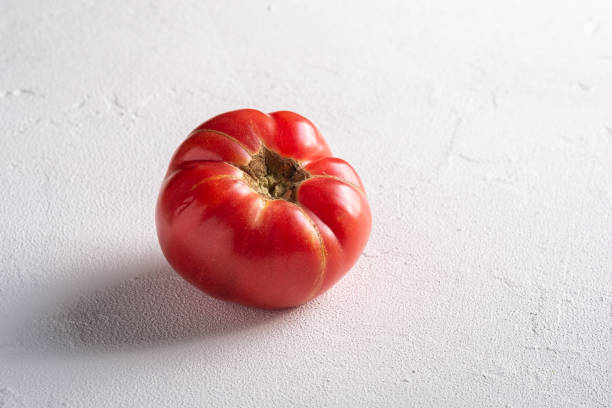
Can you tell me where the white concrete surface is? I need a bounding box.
[1,0,611,406]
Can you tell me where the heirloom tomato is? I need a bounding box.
[156,109,371,309]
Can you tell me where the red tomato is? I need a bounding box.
[156,109,371,309]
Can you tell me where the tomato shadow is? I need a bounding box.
[19,253,286,354]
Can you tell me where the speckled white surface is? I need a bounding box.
[1,0,612,407]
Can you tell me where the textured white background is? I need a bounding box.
[1,0,611,407]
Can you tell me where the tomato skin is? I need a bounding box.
[156,109,371,309]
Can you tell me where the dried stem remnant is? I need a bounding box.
[240,147,309,202]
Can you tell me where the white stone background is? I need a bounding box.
[1,0,611,406]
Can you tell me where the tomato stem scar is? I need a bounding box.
[240,146,310,203]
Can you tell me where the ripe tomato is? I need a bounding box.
[156,109,371,309]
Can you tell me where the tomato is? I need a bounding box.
[156,109,371,309]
